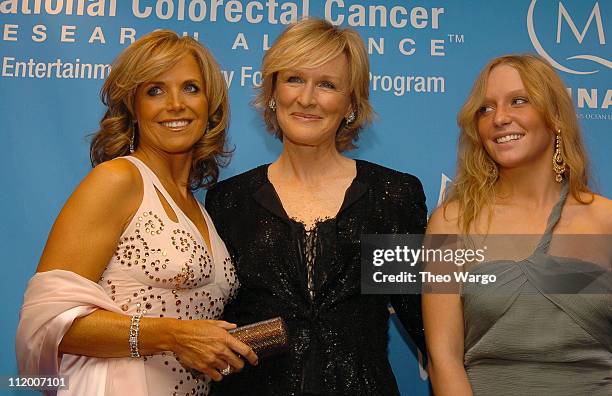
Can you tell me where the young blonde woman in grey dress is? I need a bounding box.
[424,55,612,395]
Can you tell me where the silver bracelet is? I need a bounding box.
[129,314,142,358]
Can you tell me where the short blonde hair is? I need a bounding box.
[254,18,373,151]
[90,30,230,190]
[446,54,592,234]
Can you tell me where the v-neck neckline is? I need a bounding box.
[252,159,370,225]
[127,156,214,255]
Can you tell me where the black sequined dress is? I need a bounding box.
[205,160,427,396]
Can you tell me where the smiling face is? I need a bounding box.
[134,54,208,155]
[477,64,554,171]
[273,54,352,149]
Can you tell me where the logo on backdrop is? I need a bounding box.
[527,0,609,75]
[527,0,610,118]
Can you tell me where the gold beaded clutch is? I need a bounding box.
[229,317,288,359]
[190,317,288,379]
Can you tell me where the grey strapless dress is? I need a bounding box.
[462,184,612,396]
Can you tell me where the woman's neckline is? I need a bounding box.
[265,159,361,230]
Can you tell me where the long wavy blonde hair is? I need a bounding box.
[445,54,592,234]
[90,30,230,190]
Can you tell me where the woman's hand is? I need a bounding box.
[168,319,259,382]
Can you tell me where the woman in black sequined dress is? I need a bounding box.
[206,19,426,395]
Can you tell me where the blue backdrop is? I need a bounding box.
[1,1,609,394]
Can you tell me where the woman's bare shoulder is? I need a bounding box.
[57,158,144,236]
[88,158,142,190]
[427,202,461,234]
[569,192,612,233]
[36,158,144,277]
[588,194,612,232]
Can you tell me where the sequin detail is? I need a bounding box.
[99,156,238,395]
[205,160,427,396]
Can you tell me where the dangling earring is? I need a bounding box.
[346,111,356,124]
[268,98,276,112]
[487,162,498,180]
[552,129,566,183]
[130,121,136,154]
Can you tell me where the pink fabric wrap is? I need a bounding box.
[16,269,148,396]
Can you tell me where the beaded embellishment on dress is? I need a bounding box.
[97,156,238,395]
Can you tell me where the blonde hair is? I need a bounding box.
[90,30,230,190]
[254,18,373,151]
[446,54,592,234]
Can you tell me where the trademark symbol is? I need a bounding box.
[447,34,464,44]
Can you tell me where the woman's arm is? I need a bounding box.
[60,310,253,381]
[35,159,256,381]
[422,206,473,396]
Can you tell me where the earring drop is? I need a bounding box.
[488,162,498,179]
[268,98,276,112]
[346,111,356,124]
[552,129,566,183]
[129,120,136,154]
[129,130,135,154]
